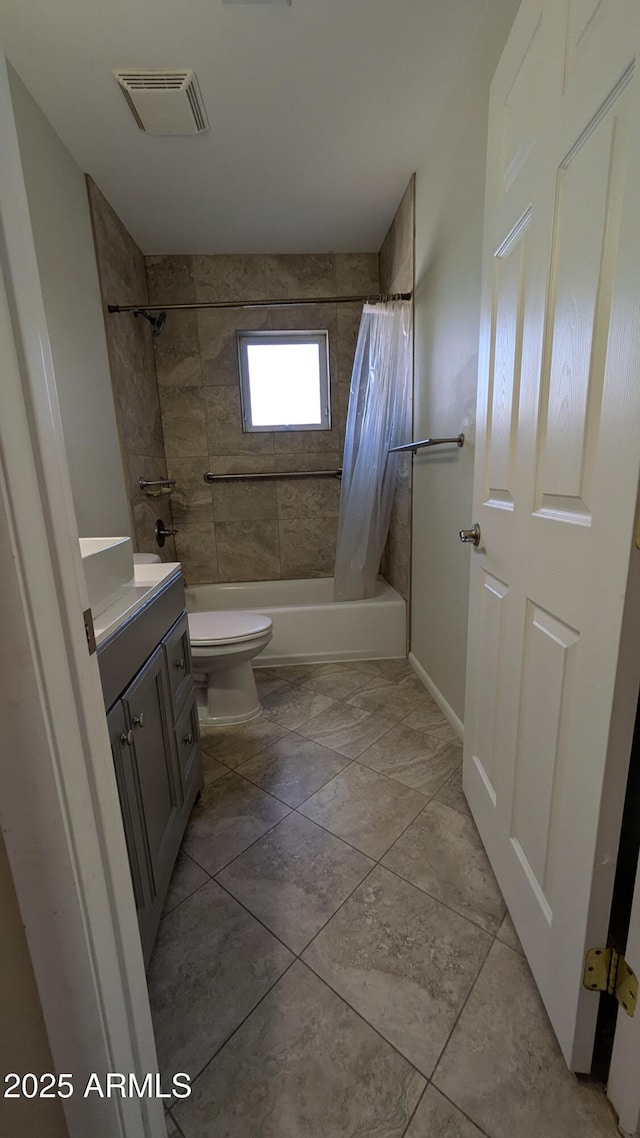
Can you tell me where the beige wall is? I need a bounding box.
[0,836,68,1138]
[379,177,415,608]
[8,68,130,541]
[411,0,520,719]
[86,178,176,562]
[146,253,378,583]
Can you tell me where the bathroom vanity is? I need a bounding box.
[96,564,203,965]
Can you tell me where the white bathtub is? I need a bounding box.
[185,576,406,666]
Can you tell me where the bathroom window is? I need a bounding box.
[237,330,331,432]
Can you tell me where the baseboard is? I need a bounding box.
[256,652,406,668]
[408,652,464,741]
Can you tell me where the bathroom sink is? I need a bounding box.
[79,536,134,617]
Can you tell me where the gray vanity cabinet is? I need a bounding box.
[99,575,203,965]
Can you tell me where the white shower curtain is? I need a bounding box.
[334,298,412,601]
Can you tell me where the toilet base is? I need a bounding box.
[195,659,263,727]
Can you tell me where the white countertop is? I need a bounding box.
[93,562,183,648]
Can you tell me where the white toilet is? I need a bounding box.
[188,610,273,726]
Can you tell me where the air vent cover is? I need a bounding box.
[113,70,209,135]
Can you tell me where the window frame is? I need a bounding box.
[237,329,332,433]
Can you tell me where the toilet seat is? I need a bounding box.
[188,610,272,647]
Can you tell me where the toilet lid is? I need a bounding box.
[188,610,272,646]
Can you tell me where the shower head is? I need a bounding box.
[134,309,166,337]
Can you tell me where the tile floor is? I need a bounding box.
[149,659,619,1138]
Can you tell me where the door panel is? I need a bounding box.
[464,0,640,1071]
[536,83,631,523]
[501,4,545,192]
[510,603,579,907]
[470,572,509,799]
[485,214,529,510]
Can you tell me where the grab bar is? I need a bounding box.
[388,434,464,455]
[139,477,176,498]
[139,477,176,490]
[204,469,342,483]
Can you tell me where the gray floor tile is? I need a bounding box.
[162,849,209,916]
[497,910,524,954]
[261,683,336,730]
[173,961,425,1138]
[433,941,618,1138]
[435,767,471,815]
[402,701,461,744]
[236,731,349,808]
[217,812,373,953]
[303,865,490,1076]
[301,664,372,699]
[382,800,505,934]
[297,701,394,758]
[182,771,289,875]
[148,880,293,1084]
[165,1113,183,1138]
[354,658,414,680]
[299,762,427,859]
[254,670,290,699]
[258,662,323,684]
[405,1087,485,1137]
[199,718,288,768]
[359,723,461,795]
[346,674,434,723]
[199,750,228,786]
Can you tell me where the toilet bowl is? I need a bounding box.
[188,610,273,726]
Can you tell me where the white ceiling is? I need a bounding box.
[1,0,487,254]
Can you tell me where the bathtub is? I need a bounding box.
[186,576,406,665]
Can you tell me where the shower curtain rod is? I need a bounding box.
[107,292,412,314]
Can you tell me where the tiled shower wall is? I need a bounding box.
[145,254,379,583]
[86,177,176,561]
[379,177,415,606]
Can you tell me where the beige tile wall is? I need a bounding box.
[86,178,176,561]
[378,177,416,609]
[146,253,379,583]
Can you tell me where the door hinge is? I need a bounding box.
[583,947,638,1016]
[83,608,97,656]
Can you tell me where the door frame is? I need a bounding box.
[0,46,164,1138]
[606,484,640,1134]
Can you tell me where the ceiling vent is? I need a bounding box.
[113,70,209,135]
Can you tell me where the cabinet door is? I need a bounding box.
[106,701,151,915]
[123,645,183,905]
[164,613,193,717]
[175,697,200,800]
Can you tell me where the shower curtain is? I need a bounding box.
[334,298,412,601]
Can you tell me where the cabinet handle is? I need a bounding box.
[175,658,185,670]
[120,730,134,746]
[183,733,194,745]
[133,713,145,728]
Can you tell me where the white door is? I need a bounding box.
[463,0,640,1071]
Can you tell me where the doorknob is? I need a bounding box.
[133,713,145,728]
[459,522,481,547]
